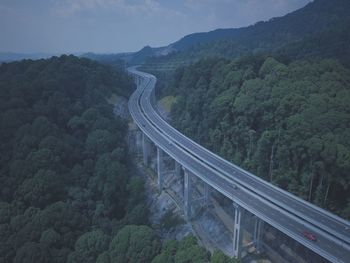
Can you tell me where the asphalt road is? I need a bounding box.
[128,67,350,263]
[138,72,350,244]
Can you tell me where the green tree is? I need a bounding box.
[39,228,61,248]
[14,242,50,263]
[85,129,116,156]
[174,236,209,263]
[151,240,178,263]
[210,250,238,263]
[67,230,110,263]
[108,225,161,263]
[15,170,62,208]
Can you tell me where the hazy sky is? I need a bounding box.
[0,0,312,54]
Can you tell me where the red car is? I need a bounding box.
[302,231,317,241]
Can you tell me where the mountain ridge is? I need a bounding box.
[139,0,350,67]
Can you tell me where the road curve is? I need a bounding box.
[128,67,350,263]
[136,70,350,245]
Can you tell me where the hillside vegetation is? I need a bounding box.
[167,56,350,218]
[146,0,350,219]
[142,0,350,69]
[0,55,240,263]
[173,0,349,52]
[0,55,150,262]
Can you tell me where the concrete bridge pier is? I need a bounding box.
[157,147,164,191]
[184,168,193,220]
[136,130,142,155]
[175,161,181,177]
[233,202,244,259]
[253,217,263,252]
[204,183,210,206]
[142,133,151,165]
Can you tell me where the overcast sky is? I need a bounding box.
[0,0,312,54]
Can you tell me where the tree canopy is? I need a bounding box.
[167,56,350,218]
[0,55,148,262]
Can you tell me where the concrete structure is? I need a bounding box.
[184,168,192,220]
[142,133,150,165]
[233,203,244,258]
[128,67,350,262]
[157,147,164,191]
[175,161,181,177]
[136,131,142,155]
[254,217,263,252]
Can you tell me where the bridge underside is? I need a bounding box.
[127,71,346,263]
[130,129,332,263]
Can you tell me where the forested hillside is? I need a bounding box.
[0,55,148,262]
[174,0,349,51]
[0,55,240,263]
[142,0,350,69]
[176,0,349,58]
[167,56,350,219]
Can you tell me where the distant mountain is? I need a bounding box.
[126,46,155,65]
[0,52,55,63]
[80,52,129,68]
[81,45,175,67]
[82,0,350,68]
[81,48,153,67]
[170,28,243,51]
[139,0,350,68]
[170,0,349,52]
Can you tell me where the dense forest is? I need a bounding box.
[165,56,350,219]
[0,55,238,263]
[141,0,350,70]
[171,0,350,53]
[0,55,142,262]
[145,0,350,220]
[179,0,350,62]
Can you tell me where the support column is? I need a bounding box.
[142,133,150,166]
[175,161,181,177]
[253,217,263,252]
[233,202,243,258]
[157,147,164,191]
[184,169,192,220]
[204,183,210,206]
[136,131,142,154]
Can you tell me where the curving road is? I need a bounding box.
[128,67,350,263]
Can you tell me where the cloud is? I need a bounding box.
[52,0,184,19]
[0,0,312,53]
[52,0,117,16]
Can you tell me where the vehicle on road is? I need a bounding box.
[302,231,317,241]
